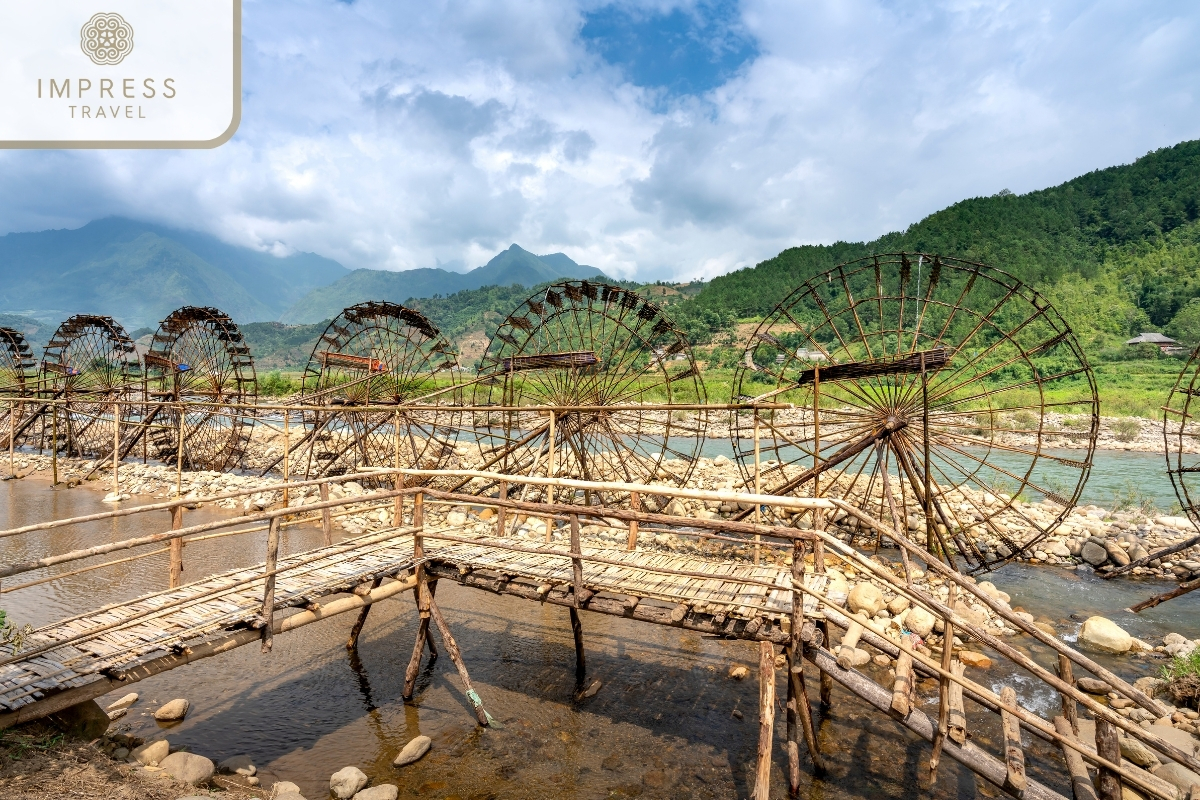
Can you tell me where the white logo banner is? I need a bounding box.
[0,1,240,148]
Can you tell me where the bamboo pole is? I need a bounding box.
[169,506,184,588]
[1000,685,1028,795]
[175,403,185,496]
[427,596,490,726]
[753,406,761,565]
[789,539,823,779]
[497,481,507,537]
[260,516,281,653]
[319,482,333,545]
[282,410,290,508]
[112,401,120,496]
[1058,653,1078,734]
[346,575,383,649]
[930,584,956,776]
[50,406,58,485]
[753,640,776,800]
[1053,716,1099,800]
[626,491,640,550]
[545,410,555,543]
[7,401,13,477]
[570,514,584,608]
[393,409,402,526]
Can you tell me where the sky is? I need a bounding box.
[1,0,1199,281]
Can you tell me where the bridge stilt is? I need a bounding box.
[402,580,438,699]
[428,595,491,726]
[753,640,776,800]
[569,607,585,686]
[346,576,384,649]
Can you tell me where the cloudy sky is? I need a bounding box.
[2,0,1198,280]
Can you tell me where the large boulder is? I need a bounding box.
[159,752,215,786]
[847,583,884,616]
[1081,541,1109,566]
[1120,736,1162,769]
[49,699,110,740]
[905,606,936,637]
[393,735,432,767]
[1104,542,1131,567]
[1078,616,1132,654]
[1152,762,1200,794]
[330,766,369,799]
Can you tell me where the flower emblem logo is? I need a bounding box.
[80,13,134,66]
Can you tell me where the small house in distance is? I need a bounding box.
[1125,332,1187,356]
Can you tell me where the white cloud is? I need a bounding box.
[0,0,1198,284]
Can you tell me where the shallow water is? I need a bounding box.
[0,477,1195,798]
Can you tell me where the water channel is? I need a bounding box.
[0,450,1195,799]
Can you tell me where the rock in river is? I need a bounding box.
[159,751,215,786]
[393,735,432,767]
[847,583,883,616]
[1079,616,1132,654]
[354,786,399,800]
[218,754,256,776]
[330,766,369,799]
[1081,541,1109,566]
[905,606,935,637]
[153,698,189,722]
[131,738,170,766]
[1076,677,1112,694]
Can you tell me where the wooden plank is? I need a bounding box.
[1000,685,1028,794]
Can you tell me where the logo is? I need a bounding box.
[80,12,133,65]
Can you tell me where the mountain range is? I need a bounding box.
[279,244,607,323]
[0,218,608,333]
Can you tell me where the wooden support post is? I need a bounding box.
[404,491,429,700]
[570,514,584,608]
[393,409,402,526]
[346,576,384,649]
[545,410,555,543]
[754,641,777,800]
[427,596,490,726]
[169,506,184,588]
[948,660,966,745]
[282,411,290,508]
[569,607,585,684]
[50,405,58,485]
[626,491,640,550]
[175,403,185,496]
[753,406,762,565]
[7,401,13,477]
[1053,716,1099,800]
[319,481,333,545]
[1000,686,1028,795]
[497,481,507,536]
[260,516,281,653]
[112,401,120,495]
[403,581,438,698]
[930,600,955,777]
[1095,717,1121,800]
[1057,653,1078,734]
[813,538,832,706]
[789,539,824,785]
[892,633,914,717]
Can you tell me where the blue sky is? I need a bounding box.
[1,0,1199,280]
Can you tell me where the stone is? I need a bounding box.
[905,606,935,637]
[1105,541,1131,567]
[1118,738,1156,767]
[1152,762,1200,793]
[271,781,303,798]
[217,755,256,776]
[886,596,910,616]
[49,699,111,740]
[1079,616,1133,654]
[106,692,139,712]
[354,786,399,800]
[112,747,129,760]
[330,766,369,799]
[132,739,170,766]
[154,698,190,721]
[959,651,992,669]
[1135,677,1167,699]
[842,647,871,667]
[1081,541,1109,566]
[1076,677,1112,694]
[159,752,215,786]
[275,794,307,800]
[712,454,730,467]
[1148,726,1200,763]
[728,664,750,680]
[1046,541,1072,558]
[393,735,432,767]
[824,569,849,606]
[847,582,884,616]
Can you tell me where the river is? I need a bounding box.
[0,456,1196,799]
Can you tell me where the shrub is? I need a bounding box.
[1011,410,1039,430]
[1161,648,1200,709]
[1112,418,1141,442]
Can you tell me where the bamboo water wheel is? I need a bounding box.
[40,315,141,458]
[143,306,256,471]
[730,253,1098,571]
[1163,348,1200,527]
[298,301,460,484]
[0,327,37,450]
[469,280,707,508]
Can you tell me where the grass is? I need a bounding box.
[1161,648,1200,709]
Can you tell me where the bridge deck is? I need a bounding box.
[0,526,828,714]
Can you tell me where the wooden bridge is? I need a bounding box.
[0,469,1195,800]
